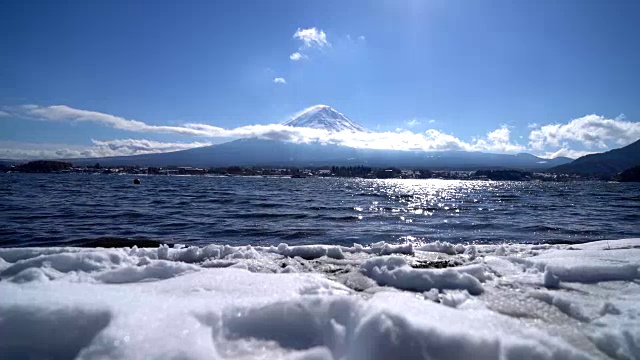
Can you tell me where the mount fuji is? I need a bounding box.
[283,105,369,133]
[59,105,572,169]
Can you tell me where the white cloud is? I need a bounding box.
[0,139,211,160]
[9,103,639,162]
[273,77,287,84]
[471,126,526,153]
[19,105,211,136]
[358,35,366,41]
[293,27,329,48]
[529,114,640,151]
[289,52,307,61]
[0,141,85,160]
[21,104,630,158]
[90,139,212,156]
[0,110,10,117]
[405,119,436,127]
[540,147,597,160]
[405,119,421,127]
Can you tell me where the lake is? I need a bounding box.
[1,174,639,247]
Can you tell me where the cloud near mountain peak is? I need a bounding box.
[1,104,637,160]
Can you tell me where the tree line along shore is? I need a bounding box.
[3,160,640,182]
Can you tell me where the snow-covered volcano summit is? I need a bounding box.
[283,104,368,132]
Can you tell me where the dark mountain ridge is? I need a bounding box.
[551,139,640,175]
[67,138,571,170]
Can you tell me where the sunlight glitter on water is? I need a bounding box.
[356,179,502,216]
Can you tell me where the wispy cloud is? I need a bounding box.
[405,119,421,127]
[345,34,366,42]
[528,114,640,151]
[6,104,211,136]
[90,139,212,156]
[0,110,10,117]
[273,77,287,84]
[0,139,211,160]
[404,119,436,128]
[293,27,329,48]
[289,52,307,61]
[540,147,597,160]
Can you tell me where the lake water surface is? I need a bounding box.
[1,174,639,247]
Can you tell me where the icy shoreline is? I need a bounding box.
[1,239,639,359]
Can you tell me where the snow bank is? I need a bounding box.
[1,238,639,359]
[0,274,591,360]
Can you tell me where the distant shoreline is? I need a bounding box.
[1,160,624,181]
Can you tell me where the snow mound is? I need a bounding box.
[1,238,639,359]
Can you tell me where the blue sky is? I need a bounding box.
[1,0,640,159]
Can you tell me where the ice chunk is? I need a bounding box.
[360,256,485,295]
[441,290,471,308]
[545,263,638,283]
[381,243,413,255]
[527,247,640,284]
[543,268,561,288]
[9,267,52,283]
[416,241,461,255]
[272,244,345,260]
[1,250,128,277]
[95,260,200,284]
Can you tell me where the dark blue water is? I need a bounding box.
[1,174,639,247]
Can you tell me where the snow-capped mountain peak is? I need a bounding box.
[283,105,368,132]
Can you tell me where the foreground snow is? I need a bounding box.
[1,239,639,360]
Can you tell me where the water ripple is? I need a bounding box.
[0,174,639,247]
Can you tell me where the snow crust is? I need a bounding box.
[1,238,639,359]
